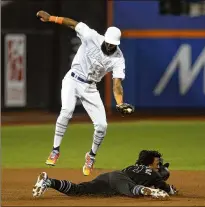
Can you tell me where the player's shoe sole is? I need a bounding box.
[83,152,95,176]
[45,151,60,166]
[33,172,48,198]
[45,160,56,166]
[142,187,170,200]
[83,165,92,176]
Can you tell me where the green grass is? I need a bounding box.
[1,121,205,170]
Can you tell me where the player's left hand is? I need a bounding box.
[116,103,135,115]
[36,10,50,22]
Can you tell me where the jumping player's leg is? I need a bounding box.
[46,77,77,166]
[80,89,107,175]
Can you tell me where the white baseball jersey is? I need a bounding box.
[70,22,126,82]
[52,22,126,159]
[60,22,125,131]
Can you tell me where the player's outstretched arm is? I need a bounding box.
[36,10,78,29]
[113,78,123,106]
[113,78,135,115]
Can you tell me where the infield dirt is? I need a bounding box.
[2,168,205,206]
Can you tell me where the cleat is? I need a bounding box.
[32,172,49,198]
[141,187,170,200]
[83,152,95,176]
[45,150,60,166]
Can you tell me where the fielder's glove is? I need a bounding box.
[116,103,135,115]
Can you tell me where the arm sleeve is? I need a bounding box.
[75,22,91,41]
[75,22,96,42]
[112,58,126,80]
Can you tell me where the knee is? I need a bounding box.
[60,108,74,119]
[94,121,107,136]
[97,121,108,132]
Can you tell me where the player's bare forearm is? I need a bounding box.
[61,17,78,29]
[36,10,78,29]
[113,78,123,105]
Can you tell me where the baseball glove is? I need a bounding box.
[116,103,135,115]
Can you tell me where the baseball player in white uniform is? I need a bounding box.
[37,10,134,176]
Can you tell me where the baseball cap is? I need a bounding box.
[104,26,121,45]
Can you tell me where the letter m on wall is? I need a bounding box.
[154,44,205,95]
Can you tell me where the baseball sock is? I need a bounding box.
[89,149,96,156]
[53,113,70,151]
[91,132,105,155]
[48,178,72,195]
[53,146,60,151]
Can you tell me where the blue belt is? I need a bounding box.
[71,72,94,84]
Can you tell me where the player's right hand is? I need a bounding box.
[36,10,50,22]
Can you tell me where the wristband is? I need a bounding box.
[49,16,64,24]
